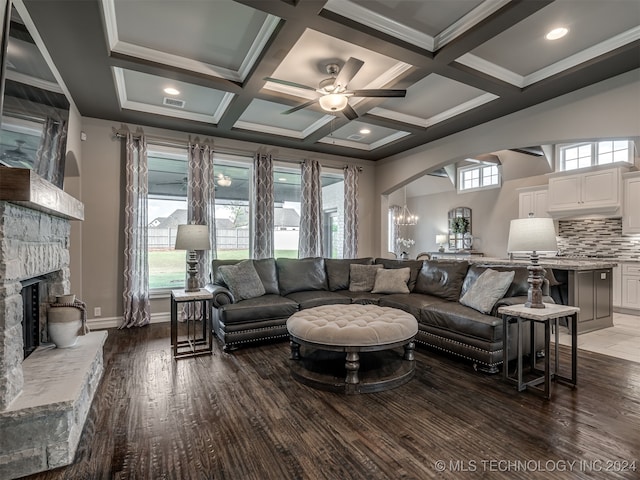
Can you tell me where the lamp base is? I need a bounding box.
[525,251,546,308]
[184,251,200,292]
[438,246,445,253]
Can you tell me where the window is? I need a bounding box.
[458,163,500,192]
[213,155,252,260]
[559,140,634,171]
[147,146,188,290]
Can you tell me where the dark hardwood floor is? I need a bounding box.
[22,323,640,480]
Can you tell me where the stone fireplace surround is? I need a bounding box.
[0,200,107,479]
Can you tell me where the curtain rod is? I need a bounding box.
[112,129,364,171]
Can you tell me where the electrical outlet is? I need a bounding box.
[94,307,101,317]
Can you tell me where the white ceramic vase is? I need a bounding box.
[48,294,82,348]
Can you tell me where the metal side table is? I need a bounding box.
[171,288,213,359]
[498,303,579,400]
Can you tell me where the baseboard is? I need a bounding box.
[87,312,170,330]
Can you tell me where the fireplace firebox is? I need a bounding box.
[21,277,45,360]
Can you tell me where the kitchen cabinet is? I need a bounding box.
[568,268,613,333]
[518,186,549,219]
[613,265,621,308]
[621,263,640,310]
[547,167,622,216]
[622,172,640,234]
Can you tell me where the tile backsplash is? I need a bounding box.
[557,218,640,260]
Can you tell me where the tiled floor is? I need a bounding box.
[556,312,640,363]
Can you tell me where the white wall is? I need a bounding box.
[374,69,640,256]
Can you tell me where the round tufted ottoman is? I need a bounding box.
[286,304,418,394]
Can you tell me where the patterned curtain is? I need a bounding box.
[343,165,359,258]
[34,117,68,188]
[252,153,274,259]
[187,142,217,285]
[298,159,323,258]
[121,133,151,328]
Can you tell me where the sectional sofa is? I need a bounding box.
[206,257,549,373]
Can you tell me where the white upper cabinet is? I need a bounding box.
[622,172,640,235]
[547,167,625,217]
[518,186,549,219]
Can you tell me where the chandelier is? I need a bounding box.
[394,187,418,226]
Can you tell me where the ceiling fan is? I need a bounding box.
[264,57,406,120]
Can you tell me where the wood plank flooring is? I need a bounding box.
[21,323,640,480]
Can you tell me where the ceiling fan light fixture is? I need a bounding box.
[319,93,349,112]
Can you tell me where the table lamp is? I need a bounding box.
[175,224,210,292]
[436,234,447,253]
[507,216,558,308]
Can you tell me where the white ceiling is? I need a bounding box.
[21,0,640,160]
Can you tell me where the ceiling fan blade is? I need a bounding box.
[333,57,364,89]
[263,77,317,91]
[342,104,358,120]
[349,89,407,98]
[282,99,318,115]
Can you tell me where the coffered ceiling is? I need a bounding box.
[22,0,640,161]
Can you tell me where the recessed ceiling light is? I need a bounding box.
[278,177,287,182]
[359,128,371,135]
[545,27,568,40]
[164,87,180,95]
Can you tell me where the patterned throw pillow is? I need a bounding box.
[459,268,515,314]
[349,264,383,292]
[371,267,411,294]
[218,260,266,301]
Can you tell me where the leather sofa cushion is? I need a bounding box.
[325,257,374,291]
[461,264,549,298]
[414,260,470,301]
[286,290,351,309]
[277,257,328,295]
[336,290,385,305]
[218,295,298,325]
[421,302,503,342]
[253,258,279,295]
[212,258,279,295]
[374,258,423,291]
[379,293,446,319]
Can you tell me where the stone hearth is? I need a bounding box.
[0,197,105,479]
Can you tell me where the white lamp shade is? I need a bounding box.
[318,93,349,112]
[436,234,447,245]
[175,224,210,250]
[507,217,558,253]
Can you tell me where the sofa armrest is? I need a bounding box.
[204,284,234,307]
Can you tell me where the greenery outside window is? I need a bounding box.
[458,163,500,192]
[558,140,634,171]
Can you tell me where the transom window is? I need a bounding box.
[559,140,634,171]
[458,164,500,192]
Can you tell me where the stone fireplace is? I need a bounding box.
[0,169,107,479]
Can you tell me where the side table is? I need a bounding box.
[498,303,579,399]
[171,289,213,359]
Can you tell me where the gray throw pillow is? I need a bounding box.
[218,260,266,301]
[459,269,515,314]
[349,264,383,292]
[371,267,410,294]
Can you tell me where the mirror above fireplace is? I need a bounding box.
[0,1,70,188]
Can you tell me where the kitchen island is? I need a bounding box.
[471,257,617,334]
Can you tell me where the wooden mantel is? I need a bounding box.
[0,167,84,220]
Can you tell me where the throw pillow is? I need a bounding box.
[371,267,411,294]
[459,268,515,314]
[349,264,383,292]
[218,260,266,301]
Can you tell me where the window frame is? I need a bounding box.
[457,163,501,193]
[557,139,634,172]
